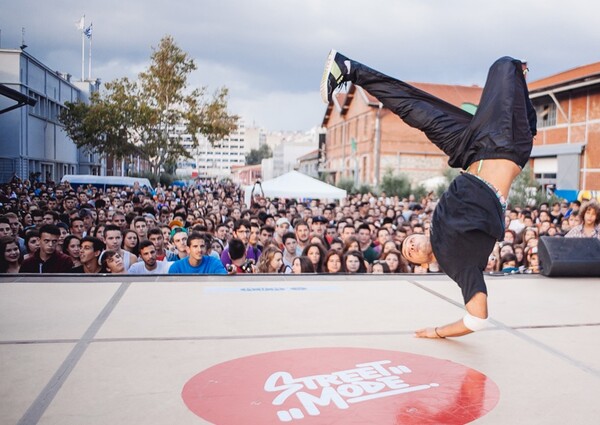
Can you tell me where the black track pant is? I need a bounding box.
[348,56,536,170]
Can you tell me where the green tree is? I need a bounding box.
[61,35,238,177]
[380,168,412,197]
[245,144,272,165]
[509,164,561,208]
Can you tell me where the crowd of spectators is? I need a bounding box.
[1,174,599,276]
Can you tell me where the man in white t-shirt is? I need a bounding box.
[128,240,172,274]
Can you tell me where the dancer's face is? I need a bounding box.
[401,234,432,265]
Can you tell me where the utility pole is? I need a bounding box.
[374,103,382,187]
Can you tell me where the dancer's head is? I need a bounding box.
[401,234,433,265]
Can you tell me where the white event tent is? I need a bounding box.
[244,170,347,204]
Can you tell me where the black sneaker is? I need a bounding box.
[320,49,351,103]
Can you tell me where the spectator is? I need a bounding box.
[0,237,22,273]
[248,222,261,253]
[70,217,85,239]
[340,225,356,243]
[258,225,274,252]
[302,242,326,273]
[380,240,398,258]
[514,245,525,267]
[499,253,519,274]
[221,219,260,268]
[256,245,284,273]
[374,227,392,255]
[503,229,517,244]
[79,209,95,234]
[343,250,368,274]
[310,215,328,238]
[56,223,70,251]
[169,232,227,274]
[274,217,292,247]
[291,256,315,274]
[524,246,540,274]
[485,253,499,273]
[19,224,74,273]
[3,212,26,253]
[323,250,342,273]
[92,224,106,242]
[380,249,409,273]
[0,216,12,237]
[122,229,140,257]
[342,236,361,254]
[112,212,128,231]
[354,225,376,265]
[328,237,343,252]
[210,238,224,256]
[170,227,189,260]
[63,235,82,268]
[325,224,338,242]
[148,228,178,262]
[372,260,390,274]
[226,238,256,274]
[214,223,230,247]
[128,240,173,274]
[522,227,539,246]
[100,250,127,274]
[31,210,44,229]
[23,229,40,261]
[295,221,310,252]
[565,200,600,238]
[133,216,149,241]
[281,232,300,270]
[104,225,138,270]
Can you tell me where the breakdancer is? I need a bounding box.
[321,50,536,338]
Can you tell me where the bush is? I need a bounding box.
[380,170,411,197]
[356,184,373,195]
[336,178,355,194]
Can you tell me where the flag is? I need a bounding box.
[84,23,93,39]
[76,15,85,30]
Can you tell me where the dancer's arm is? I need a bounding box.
[415,292,488,338]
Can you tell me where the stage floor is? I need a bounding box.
[1,273,599,425]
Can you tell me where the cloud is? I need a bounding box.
[2,0,599,130]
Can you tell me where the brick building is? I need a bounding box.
[320,83,482,187]
[528,61,600,194]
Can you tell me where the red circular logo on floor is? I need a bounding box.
[182,347,499,424]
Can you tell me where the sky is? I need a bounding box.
[2,0,599,132]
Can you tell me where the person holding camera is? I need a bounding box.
[220,219,261,268]
[226,238,256,274]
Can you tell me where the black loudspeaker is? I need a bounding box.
[538,236,600,277]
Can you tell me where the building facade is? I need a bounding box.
[321,83,482,187]
[0,48,101,183]
[176,121,265,178]
[296,149,319,178]
[528,61,600,193]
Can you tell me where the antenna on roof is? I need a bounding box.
[20,27,27,50]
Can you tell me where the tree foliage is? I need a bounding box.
[380,168,412,197]
[60,35,238,177]
[509,164,561,208]
[245,144,273,165]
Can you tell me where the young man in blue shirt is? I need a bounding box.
[169,232,227,274]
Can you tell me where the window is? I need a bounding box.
[534,173,556,179]
[536,103,556,128]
